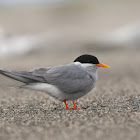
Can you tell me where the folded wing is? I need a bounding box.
[0,64,94,94]
[44,64,94,94]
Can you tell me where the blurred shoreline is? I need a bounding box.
[0,1,140,59]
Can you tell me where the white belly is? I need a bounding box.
[23,83,92,101]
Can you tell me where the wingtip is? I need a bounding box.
[0,68,9,73]
[0,68,5,73]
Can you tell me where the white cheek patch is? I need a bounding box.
[80,63,93,69]
[73,62,81,66]
[74,62,93,67]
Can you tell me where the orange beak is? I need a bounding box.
[96,63,110,68]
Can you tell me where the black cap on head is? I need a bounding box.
[74,54,99,64]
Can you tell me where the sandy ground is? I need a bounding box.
[0,49,140,140]
[0,2,140,140]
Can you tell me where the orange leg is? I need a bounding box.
[64,100,70,109]
[72,100,80,109]
[64,100,80,109]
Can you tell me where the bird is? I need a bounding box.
[0,54,110,109]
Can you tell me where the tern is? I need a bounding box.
[0,54,110,109]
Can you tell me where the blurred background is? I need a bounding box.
[0,0,140,85]
[0,0,140,58]
[1,1,140,140]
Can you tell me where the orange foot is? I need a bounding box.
[63,100,80,109]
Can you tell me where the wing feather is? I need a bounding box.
[0,64,94,94]
[43,64,94,94]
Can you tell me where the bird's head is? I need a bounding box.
[74,54,110,68]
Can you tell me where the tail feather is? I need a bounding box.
[0,69,37,83]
